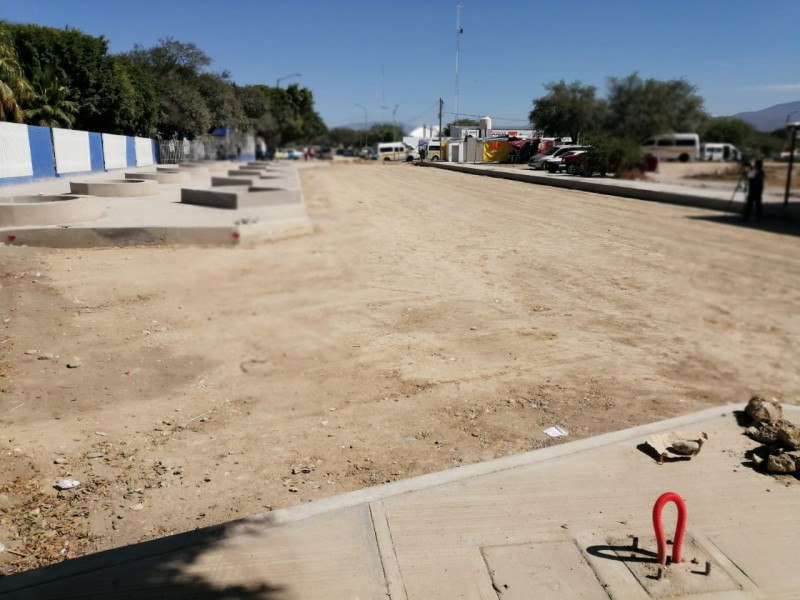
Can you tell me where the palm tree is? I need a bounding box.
[23,65,78,128]
[0,28,33,122]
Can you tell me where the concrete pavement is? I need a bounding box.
[0,160,313,248]
[1,404,796,598]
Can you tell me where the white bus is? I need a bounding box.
[641,133,700,162]
[377,142,412,162]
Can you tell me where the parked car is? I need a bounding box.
[528,145,587,170]
[559,150,590,175]
[276,148,301,160]
[318,147,333,159]
[541,146,591,173]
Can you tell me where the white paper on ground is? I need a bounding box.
[544,425,568,438]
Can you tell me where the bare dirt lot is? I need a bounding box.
[1,161,799,574]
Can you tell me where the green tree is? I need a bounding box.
[529,80,605,143]
[364,122,404,145]
[699,117,757,147]
[124,38,216,137]
[23,64,78,127]
[196,72,246,131]
[107,55,159,136]
[604,73,706,141]
[328,127,361,148]
[9,23,120,132]
[0,24,33,122]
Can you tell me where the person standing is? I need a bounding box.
[743,159,765,221]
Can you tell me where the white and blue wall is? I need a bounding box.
[0,122,157,187]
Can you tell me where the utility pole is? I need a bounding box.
[438,98,443,153]
[356,103,368,150]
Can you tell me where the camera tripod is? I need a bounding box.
[724,171,747,215]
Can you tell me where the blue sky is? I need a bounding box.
[2,0,799,131]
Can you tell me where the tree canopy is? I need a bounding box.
[530,72,707,143]
[0,23,327,145]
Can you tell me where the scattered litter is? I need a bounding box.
[544,425,568,438]
[644,431,707,463]
[54,479,80,490]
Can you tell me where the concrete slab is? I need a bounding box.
[1,405,796,599]
[0,162,312,247]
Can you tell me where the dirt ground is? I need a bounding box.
[1,160,799,574]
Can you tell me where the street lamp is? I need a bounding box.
[355,103,368,150]
[276,73,301,88]
[784,120,799,206]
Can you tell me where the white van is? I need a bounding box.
[419,140,442,161]
[641,133,700,162]
[377,142,411,162]
[700,143,741,162]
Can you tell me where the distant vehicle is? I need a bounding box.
[318,147,334,159]
[773,149,800,161]
[559,150,590,175]
[700,143,741,162]
[641,133,700,162]
[528,145,586,170]
[377,142,413,162]
[424,140,442,161]
[358,147,373,159]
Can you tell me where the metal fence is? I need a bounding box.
[156,139,223,164]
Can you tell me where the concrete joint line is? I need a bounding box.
[369,501,408,599]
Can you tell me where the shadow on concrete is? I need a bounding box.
[586,539,659,564]
[0,516,288,599]
[688,209,800,238]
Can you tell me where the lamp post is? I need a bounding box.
[784,120,799,206]
[356,103,368,150]
[276,73,301,88]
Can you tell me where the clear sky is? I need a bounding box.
[2,0,799,132]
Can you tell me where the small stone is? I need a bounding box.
[37,353,54,360]
[287,487,299,493]
[66,357,82,369]
[24,349,37,355]
[745,395,782,423]
[86,452,105,459]
[130,503,144,511]
[54,457,67,464]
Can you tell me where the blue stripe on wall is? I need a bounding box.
[89,132,104,172]
[126,137,136,167]
[28,125,56,180]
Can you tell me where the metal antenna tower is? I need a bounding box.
[455,3,463,123]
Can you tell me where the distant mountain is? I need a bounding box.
[731,100,800,132]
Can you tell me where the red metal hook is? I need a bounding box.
[652,492,687,565]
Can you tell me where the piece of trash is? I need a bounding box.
[54,479,80,490]
[544,425,568,438]
[644,431,708,463]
